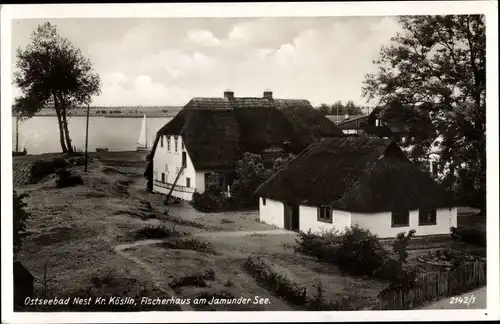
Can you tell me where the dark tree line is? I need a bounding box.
[316,100,367,116]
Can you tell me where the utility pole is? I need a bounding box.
[84,104,90,172]
[15,115,19,152]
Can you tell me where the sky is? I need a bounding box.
[11,16,402,107]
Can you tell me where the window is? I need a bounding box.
[419,209,437,225]
[317,206,332,223]
[186,177,191,188]
[161,173,165,183]
[182,152,187,168]
[160,136,164,147]
[262,198,266,206]
[392,210,409,227]
[174,136,178,152]
[167,136,171,151]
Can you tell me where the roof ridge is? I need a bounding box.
[255,139,321,195]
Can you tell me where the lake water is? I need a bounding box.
[12,116,173,154]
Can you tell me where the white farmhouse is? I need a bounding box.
[145,91,344,201]
[256,137,458,238]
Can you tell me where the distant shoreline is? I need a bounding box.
[12,113,179,118]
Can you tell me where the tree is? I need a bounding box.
[362,15,485,210]
[14,22,101,153]
[344,100,364,116]
[331,100,345,115]
[317,103,331,115]
[230,153,273,208]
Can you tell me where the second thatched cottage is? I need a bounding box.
[145,91,343,201]
[255,137,458,238]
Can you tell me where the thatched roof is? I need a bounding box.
[148,95,343,170]
[256,137,456,212]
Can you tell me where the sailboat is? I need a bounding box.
[136,114,149,151]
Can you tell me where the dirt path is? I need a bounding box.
[114,243,193,311]
[113,228,295,311]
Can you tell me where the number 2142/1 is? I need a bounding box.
[450,295,476,306]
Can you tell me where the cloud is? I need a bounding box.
[12,17,403,107]
[186,29,221,47]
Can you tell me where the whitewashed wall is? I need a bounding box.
[259,198,284,228]
[152,135,197,201]
[299,206,351,233]
[351,208,457,238]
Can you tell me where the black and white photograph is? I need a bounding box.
[1,2,498,323]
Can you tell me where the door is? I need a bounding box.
[284,204,300,231]
[291,205,300,231]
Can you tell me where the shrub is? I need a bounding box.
[294,229,341,261]
[295,226,387,277]
[159,238,212,252]
[305,281,354,311]
[191,172,229,212]
[30,158,67,183]
[55,168,84,188]
[393,229,416,263]
[170,269,216,289]
[450,226,486,247]
[243,255,307,305]
[13,190,30,255]
[133,225,182,240]
[335,225,387,276]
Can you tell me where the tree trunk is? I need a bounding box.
[59,94,73,153]
[53,94,68,153]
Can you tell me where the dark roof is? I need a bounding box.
[148,96,343,170]
[256,137,456,212]
[338,115,369,129]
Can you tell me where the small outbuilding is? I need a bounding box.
[14,261,35,307]
[256,137,458,238]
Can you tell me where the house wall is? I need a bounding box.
[152,135,198,201]
[299,205,351,233]
[351,207,458,238]
[259,198,284,228]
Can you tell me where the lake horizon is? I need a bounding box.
[12,116,173,155]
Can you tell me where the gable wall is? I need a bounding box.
[152,135,198,200]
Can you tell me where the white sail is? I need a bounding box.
[137,114,147,147]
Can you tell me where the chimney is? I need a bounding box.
[224,90,234,99]
[263,90,273,100]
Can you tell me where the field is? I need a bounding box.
[12,151,485,311]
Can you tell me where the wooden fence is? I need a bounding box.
[379,261,486,310]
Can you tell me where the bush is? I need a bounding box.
[294,229,340,261]
[393,229,416,263]
[295,226,387,277]
[243,255,307,305]
[191,191,228,213]
[305,281,354,311]
[375,259,420,291]
[335,225,387,276]
[159,238,212,252]
[450,226,486,247]
[55,168,84,188]
[170,269,216,289]
[30,158,67,183]
[13,190,30,255]
[133,225,182,240]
